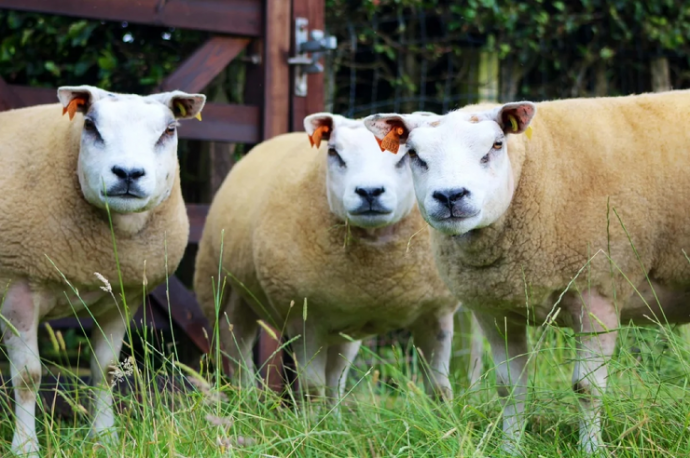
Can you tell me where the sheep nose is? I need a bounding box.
[355,186,385,203]
[112,166,146,181]
[432,188,470,208]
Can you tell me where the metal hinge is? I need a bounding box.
[287,17,337,97]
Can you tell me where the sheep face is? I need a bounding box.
[57,86,205,214]
[364,102,536,235]
[304,113,416,229]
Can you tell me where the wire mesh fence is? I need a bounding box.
[324,6,690,119]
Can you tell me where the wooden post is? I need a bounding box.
[253,0,293,393]
[477,51,499,103]
[651,57,672,93]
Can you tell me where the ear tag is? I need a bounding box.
[508,114,519,133]
[525,125,533,140]
[62,97,86,121]
[175,101,188,118]
[194,112,202,121]
[380,126,404,154]
[308,125,329,148]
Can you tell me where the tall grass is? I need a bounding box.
[0,208,689,457]
[0,283,689,457]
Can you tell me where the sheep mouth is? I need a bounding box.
[103,186,146,199]
[429,211,480,223]
[350,209,392,216]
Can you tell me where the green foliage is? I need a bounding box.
[0,11,206,92]
[325,0,690,115]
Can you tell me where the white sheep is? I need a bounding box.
[194,113,483,401]
[0,85,205,456]
[364,91,690,453]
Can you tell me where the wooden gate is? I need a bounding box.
[0,0,327,391]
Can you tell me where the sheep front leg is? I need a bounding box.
[325,340,362,401]
[410,312,454,400]
[468,311,485,387]
[287,322,327,400]
[89,303,133,442]
[474,312,529,451]
[2,281,41,457]
[218,292,259,388]
[569,290,618,455]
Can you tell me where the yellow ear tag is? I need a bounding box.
[508,114,518,133]
[379,126,404,154]
[308,125,329,148]
[525,125,533,140]
[195,112,202,121]
[62,97,86,121]
[175,101,187,118]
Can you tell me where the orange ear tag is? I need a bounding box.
[308,125,329,148]
[380,126,404,154]
[62,97,86,121]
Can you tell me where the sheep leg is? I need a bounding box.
[287,322,327,400]
[410,312,454,400]
[569,290,618,455]
[2,281,41,457]
[325,340,362,401]
[466,310,484,388]
[219,292,259,388]
[474,312,529,451]
[88,303,133,442]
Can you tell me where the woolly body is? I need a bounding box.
[0,85,203,458]
[0,103,188,316]
[431,91,690,325]
[194,128,476,398]
[365,89,690,454]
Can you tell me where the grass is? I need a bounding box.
[0,204,689,457]
[0,313,689,457]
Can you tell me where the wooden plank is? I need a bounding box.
[291,0,325,132]
[3,85,53,106]
[157,37,250,94]
[0,77,22,111]
[149,276,211,354]
[45,296,171,332]
[263,0,291,139]
[0,373,194,420]
[4,86,260,144]
[178,102,260,143]
[187,204,209,244]
[0,0,262,37]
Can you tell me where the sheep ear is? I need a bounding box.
[491,102,536,135]
[303,112,335,148]
[149,90,206,120]
[57,85,110,121]
[363,113,427,154]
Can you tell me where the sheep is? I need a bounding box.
[193,113,483,402]
[363,90,690,454]
[0,85,205,456]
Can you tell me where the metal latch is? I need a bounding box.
[288,17,337,97]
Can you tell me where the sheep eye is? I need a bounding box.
[480,154,490,164]
[492,141,503,150]
[328,147,346,167]
[83,118,96,132]
[407,149,428,170]
[165,124,176,135]
[395,154,408,169]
